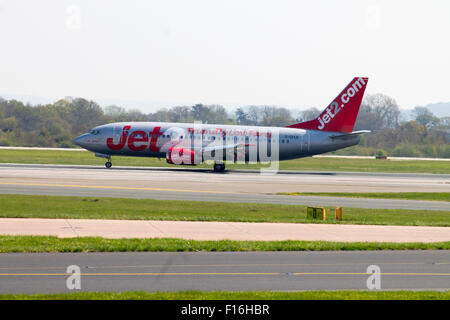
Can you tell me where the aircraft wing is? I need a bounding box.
[159,125,255,156]
[202,142,255,153]
[161,129,256,165]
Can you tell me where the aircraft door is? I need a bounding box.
[112,124,122,145]
[301,133,310,153]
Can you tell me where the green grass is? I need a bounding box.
[278,192,450,202]
[1,290,448,300]
[0,236,449,252]
[1,194,449,226]
[1,149,449,174]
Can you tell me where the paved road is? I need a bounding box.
[0,251,449,294]
[0,164,449,211]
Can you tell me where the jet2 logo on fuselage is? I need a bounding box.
[106,126,162,152]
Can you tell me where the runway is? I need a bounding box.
[1,164,449,211]
[0,251,449,294]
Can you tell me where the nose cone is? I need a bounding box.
[74,133,89,148]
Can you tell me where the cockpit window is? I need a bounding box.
[90,129,101,135]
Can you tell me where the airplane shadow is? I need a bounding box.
[103,166,335,175]
[0,163,335,176]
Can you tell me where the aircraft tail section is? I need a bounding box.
[287,77,368,132]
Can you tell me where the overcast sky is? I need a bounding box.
[1,0,449,112]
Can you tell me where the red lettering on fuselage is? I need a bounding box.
[106,125,131,150]
[127,130,149,151]
[148,127,162,152]
[106,125,161,152]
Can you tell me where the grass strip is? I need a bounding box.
[0,236,449,253]
[1,194,449,227]
[277,192,450,202]
[1,149,450,174]
[0,290,449,300]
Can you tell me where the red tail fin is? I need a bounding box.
[288,77,368,132]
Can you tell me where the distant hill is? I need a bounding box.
[416,102,450,118]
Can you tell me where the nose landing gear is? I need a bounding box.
[94,153,112,169]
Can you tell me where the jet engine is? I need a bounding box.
[166,147,198,165]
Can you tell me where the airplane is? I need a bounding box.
[74,77,369,172]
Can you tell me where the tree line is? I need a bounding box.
[0,94,449,158]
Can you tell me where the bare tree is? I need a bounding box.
[261,106,293,126]
[295,107,321,122]
[246,106,261,125]
[354,93,400,130]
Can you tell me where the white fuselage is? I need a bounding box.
[74,122,360,162]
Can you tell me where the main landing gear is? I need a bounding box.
[104,155,112,168]
[213,163,225,172]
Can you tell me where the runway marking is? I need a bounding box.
[1,262,445,271]
[0,272,280,276]
[0,182,240,195]
[0,272,449,276]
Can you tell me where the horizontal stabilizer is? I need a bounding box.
[330,130,371,140]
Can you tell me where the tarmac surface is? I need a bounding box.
[1,218,449,242]
[0,251,449,294]
[1,163,449,295]
[1,163,449,211]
